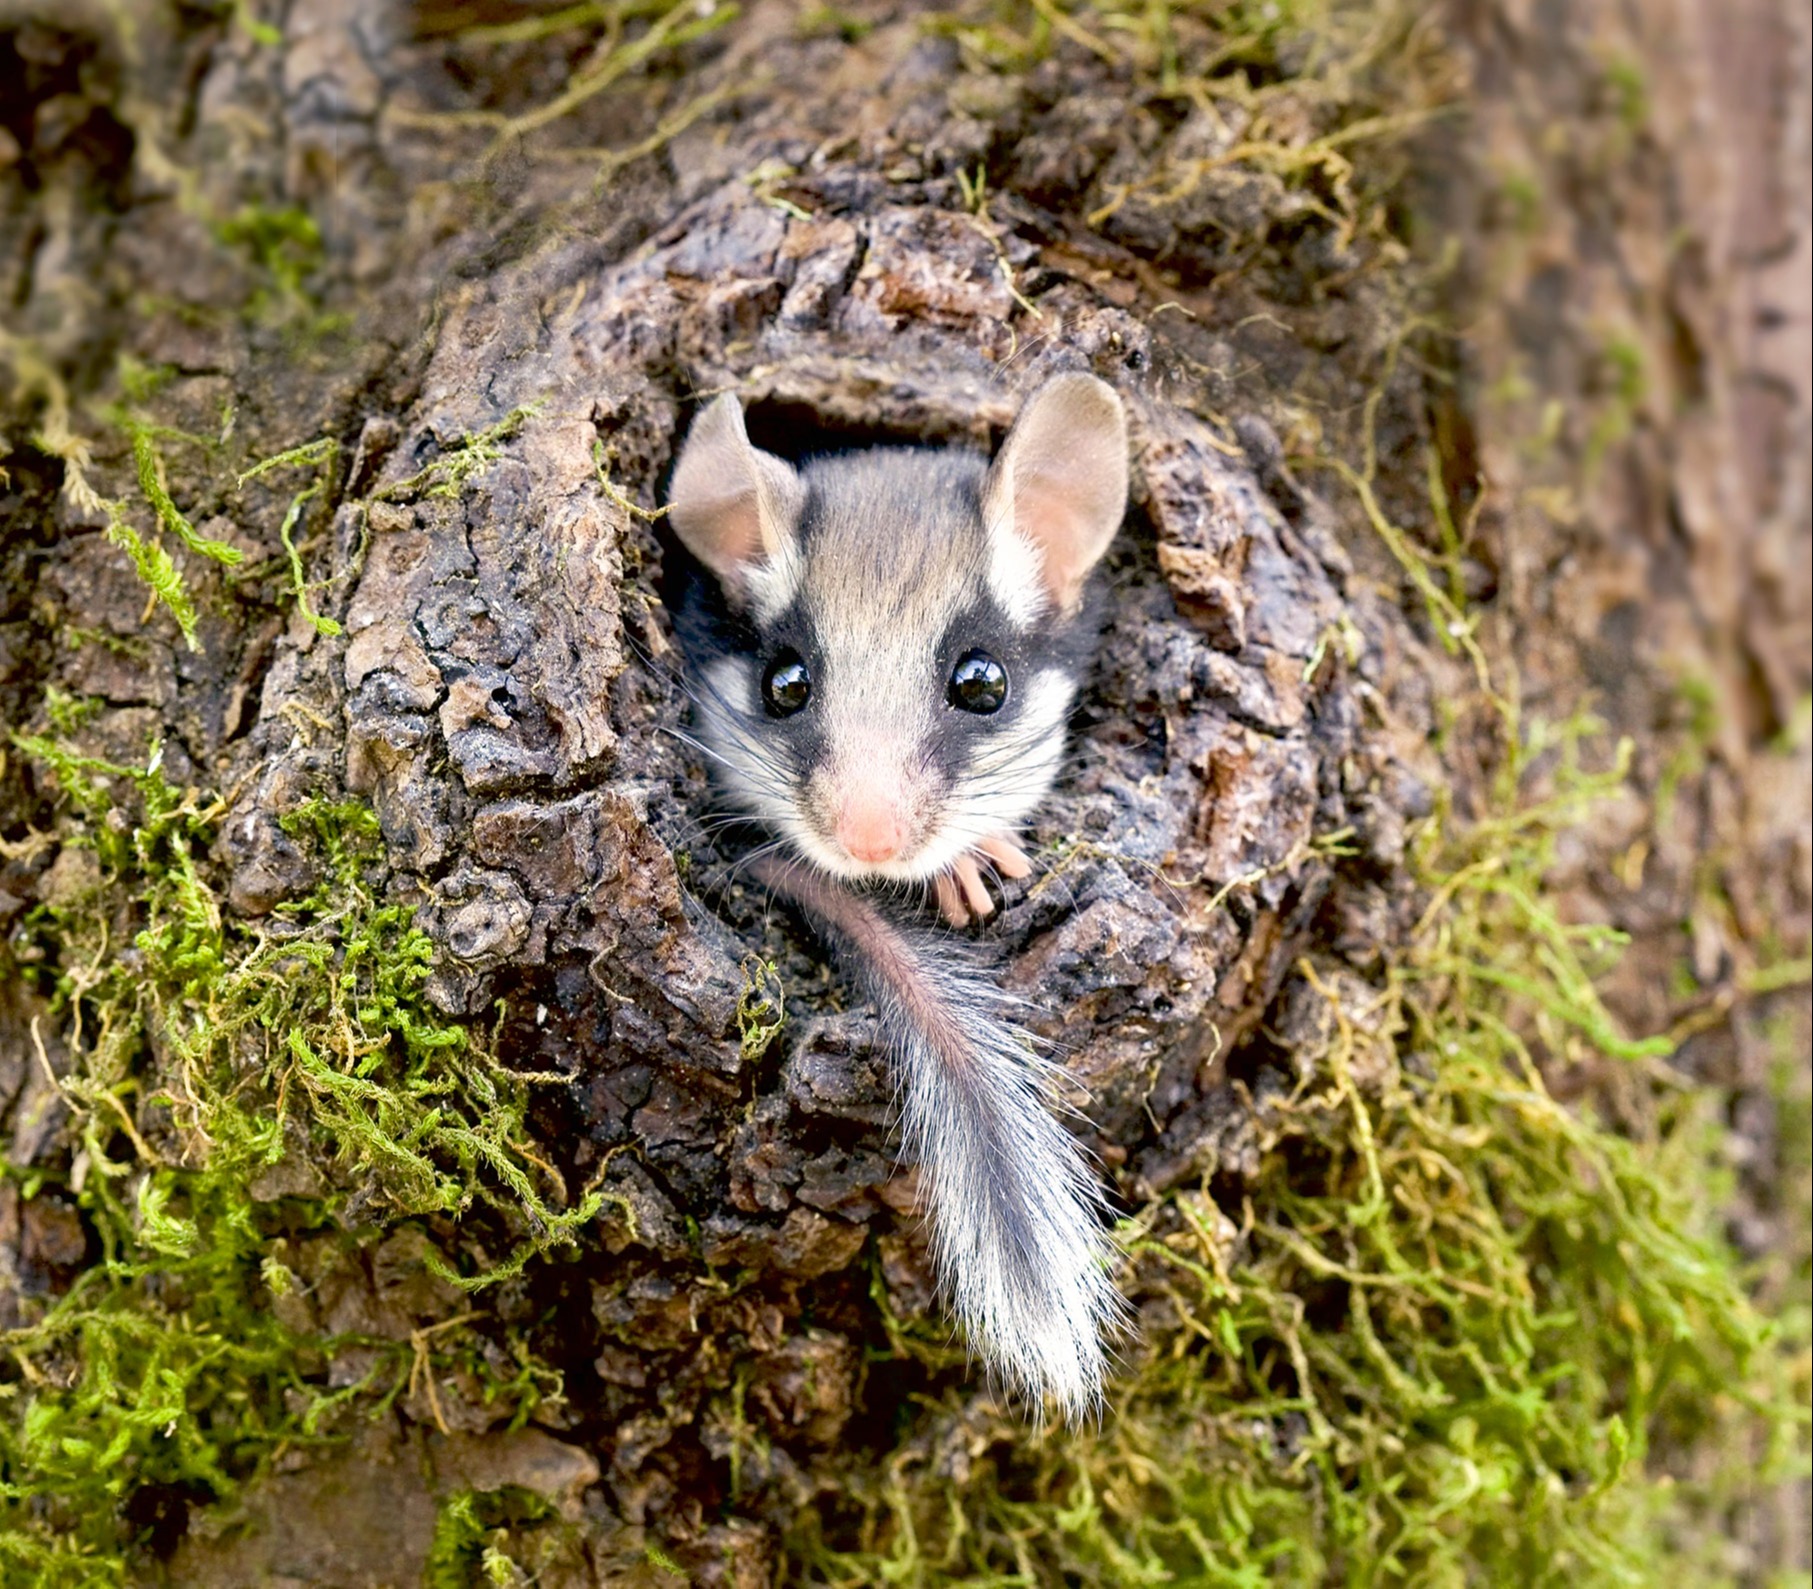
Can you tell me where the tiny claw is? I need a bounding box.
[930,833,1036,926]
[934,872,970,927]
[955,855,994,918]
[977,835,1033,880]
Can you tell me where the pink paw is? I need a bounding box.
[931,834,1034,927]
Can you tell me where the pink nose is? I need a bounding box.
[835,796,905,863]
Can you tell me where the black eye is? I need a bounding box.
[948,649,1008,715]
[761,649,811,717]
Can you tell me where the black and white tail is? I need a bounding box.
[751,858,1124,1421]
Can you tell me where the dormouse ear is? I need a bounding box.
[982,373,1128,614]
[666,393,804,596]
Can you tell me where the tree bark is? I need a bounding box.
[0,0,1804,1582]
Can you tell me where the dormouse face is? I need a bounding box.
[666,375,1129,883]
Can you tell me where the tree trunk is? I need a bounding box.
[0,1,1804,1583]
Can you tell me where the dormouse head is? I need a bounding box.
[666,374,1128,883]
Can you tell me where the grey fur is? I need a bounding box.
[748,857,1125,1421]
[667,375,1131,1416]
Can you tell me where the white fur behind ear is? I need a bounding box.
[666,393,804,597]
[983,374,1129,613]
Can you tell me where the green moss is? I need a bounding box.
[61,626,152,662]
[1498,166,1544,234]
[238,438,343,635]
[115,357,176,407]
[0,739,598,1575]
[788,711,1806,1585]
[0,1187,327,1586]
[40,689,103,738]
[426,1487,569,1589]
[0,749,387,1580]
[644,1540,687,1575]
[4,3,1803,1581]
[1602,55,1649,133]
[736,954,786,1064]
[1582,331,1647,480]
[375,404,545,505]
[65,383,524,656]
[423,0,740,165]
[99,509,202,652]
[46,397,241,653]
[118,412,242,570]
[427,1490,490,1587]
[212,204,326,309]
[232,0,284,48]
[796,5,873,42]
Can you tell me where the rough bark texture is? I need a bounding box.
[0,0,1805,1582]
[1444,0,1812,1301]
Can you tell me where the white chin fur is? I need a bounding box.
[785,820,980,885]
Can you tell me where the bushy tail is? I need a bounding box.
[751,859,1124,1421]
